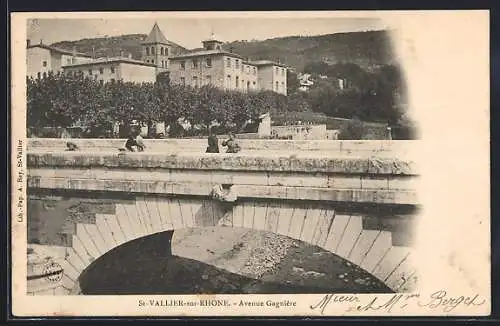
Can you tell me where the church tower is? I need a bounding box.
[141,22,171,73]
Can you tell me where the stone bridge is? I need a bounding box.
[26,139,419,296]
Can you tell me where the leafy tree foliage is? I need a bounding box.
[305,63,407,125]
[27,73,295,137]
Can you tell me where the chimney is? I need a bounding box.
[128,53,132,59]
[120,50,124,58]
[27,39,31,48]
[72,46,77,57]
[39,39,43,45]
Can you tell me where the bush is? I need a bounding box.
[340,117,364,140]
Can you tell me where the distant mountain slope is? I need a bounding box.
[50,30,395,71]
[225,30,395,71]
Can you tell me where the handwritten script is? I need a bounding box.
[310,290,486,314]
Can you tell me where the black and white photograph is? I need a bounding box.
[11,11,490,317]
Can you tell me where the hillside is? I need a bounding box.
[50,30,395,72]
[51,34,188,60]
[225,30,395,71]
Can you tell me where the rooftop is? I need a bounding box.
[142,22,170,45]
[27,44,93,58]
[250,60,288,68]
[61,57,157,68]
[169,49,246,60]
[203,32,221,43]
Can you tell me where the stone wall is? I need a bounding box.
[271,124,327,140]
[28,138,418,158]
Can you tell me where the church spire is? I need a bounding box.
[143,22,169,44]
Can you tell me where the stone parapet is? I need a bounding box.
[28,152,417,175]
[28,152,418,205]
[27,138,418,156]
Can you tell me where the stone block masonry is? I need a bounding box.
[26,149,419,296]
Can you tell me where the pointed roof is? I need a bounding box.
[206,32,220,42]
[142,22,170,45]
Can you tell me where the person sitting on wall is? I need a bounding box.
[206,132,220,153]
[65,142,79,151]
[124,127,146,152]
[221,132,241,153]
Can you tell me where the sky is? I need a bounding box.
[27,16,387,49]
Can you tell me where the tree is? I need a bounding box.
[340,116,364,140]
[303,61,329,75]
[286,70,300,95]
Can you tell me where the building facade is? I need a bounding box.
[61,57,157,84]
[26,40,94,79]
[252,60,288,95]
[27,23,288,95]
[168,34,287,95]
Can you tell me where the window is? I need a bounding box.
[180,77,185,86]
[161,60,164,68]
[42,72,47,79]
[276,67,279,74]
[99,68,104,75]
[253,81,256,86]
[71,58,75,64]
[67,58,71,65]
[37,72,41,79]
[226,75,231,88]
[235,76,239,88]
[99,80,104,86]
[180,61,185,69]
[241,64,244,72]
[165,48,169,56]
[206,75,212,84]
[247,81,250,90]
[88,69,92,75]
[110,67,115,74]
[227,58,231,68]
[282,82,285,91]
[152,59,155,64]
[206,58,212,67]
[253,67,257,75]
[192,59,198,69]
[282,68,285,76]
[146,47,150,56]
[160,47,164,55]
[235,60,239,69]
[110,78,116,84]
[193,76,198,88]
[151,47,155,55]
[275,81,279,91]
[42,60,47,67]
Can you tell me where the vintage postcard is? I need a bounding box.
[11,10,490,317]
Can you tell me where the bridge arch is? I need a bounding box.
[58,195,417,295]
